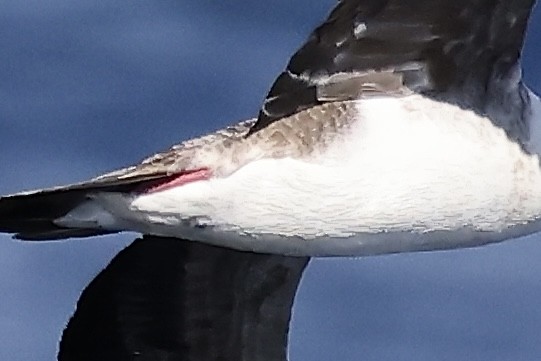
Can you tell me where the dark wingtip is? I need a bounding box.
[58,236,309,361]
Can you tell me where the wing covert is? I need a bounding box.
[249,0,536,137]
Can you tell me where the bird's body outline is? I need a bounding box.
[1,2,540,360]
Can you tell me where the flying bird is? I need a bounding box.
[1,0,540,360]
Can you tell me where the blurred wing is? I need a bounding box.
[249,0,536,138]
[58,236,309,361]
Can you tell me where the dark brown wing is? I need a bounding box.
[58,236,310,361]
[249,0,536,141]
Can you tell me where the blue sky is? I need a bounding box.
[1,1,541,360]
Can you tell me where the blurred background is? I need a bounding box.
[1,1,540,360]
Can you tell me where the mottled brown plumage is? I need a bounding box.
[95,101,358,181]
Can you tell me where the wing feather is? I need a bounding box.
[249,0,536,138]
[58,236,309,361]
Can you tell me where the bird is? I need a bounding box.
[1,0,540,360]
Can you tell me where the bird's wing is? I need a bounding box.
[58,235,309,361]
[248,0,537,142]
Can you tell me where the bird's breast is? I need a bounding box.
[65,95,541,256]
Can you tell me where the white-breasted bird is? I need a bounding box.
[1,0,540,360]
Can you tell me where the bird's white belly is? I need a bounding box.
[63,96,541,256]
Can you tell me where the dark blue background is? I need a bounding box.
[1,1,541,360]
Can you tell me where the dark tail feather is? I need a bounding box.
[0,174,167,240]
[0,188,112,239]
[58,236,310,361]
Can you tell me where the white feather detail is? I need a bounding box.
[59,95,541,256]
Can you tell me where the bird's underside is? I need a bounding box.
[3,95,541,258]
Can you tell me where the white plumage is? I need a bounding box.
[57,94,541,256]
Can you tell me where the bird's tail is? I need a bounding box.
[0,174,168,240]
